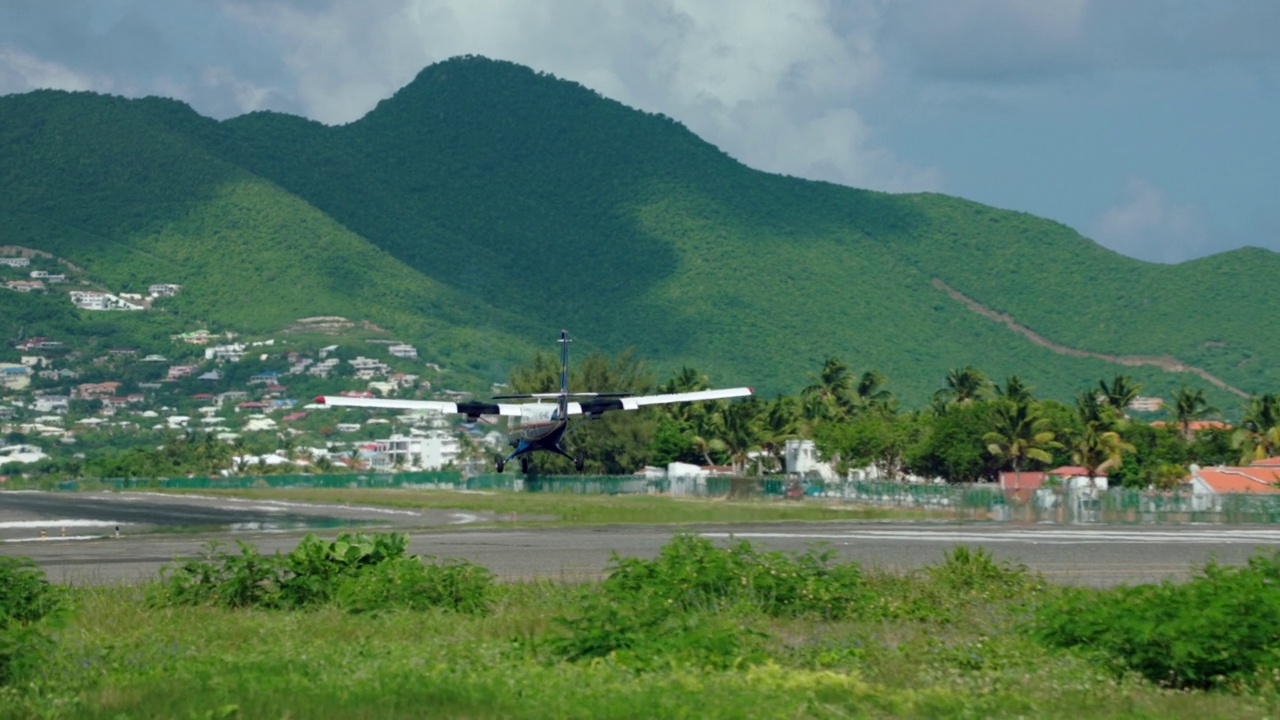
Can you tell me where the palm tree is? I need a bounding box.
[995,376,1035,406]
[714,398,764,476]
[934,366,991,407]
[1070,421,1135,489]
[984,399,1061,491]
[854,369,894,412]
[1099,375,1142,415]
[1075,389,1121,431]
[1168,385,1218,441]
[1236,393,1280,463]
[802,357,854,422]
[758,395,800,474]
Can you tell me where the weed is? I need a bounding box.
[148,532,493,614]
[0,556,66,686]
[547,535,866,669]
[1034,549,1280,689]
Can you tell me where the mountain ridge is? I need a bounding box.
[1,55,1276,407]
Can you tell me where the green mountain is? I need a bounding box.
[2,56,1277,407]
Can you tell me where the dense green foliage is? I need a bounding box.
[10,539,1280,717]
[0,557,64,686]
[2,56,1278,402]
[1035,551,1280,689]
[148,532,493,614]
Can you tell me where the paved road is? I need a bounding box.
[5,491,1280,587]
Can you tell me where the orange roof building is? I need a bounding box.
[1188,464,1280,494]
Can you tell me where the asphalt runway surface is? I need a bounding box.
[5,490,1280,587]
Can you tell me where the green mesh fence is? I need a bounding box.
[47,473,1280,524]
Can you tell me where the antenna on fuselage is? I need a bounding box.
[558,329,570,420]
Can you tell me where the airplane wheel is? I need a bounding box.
[575,450,585,472]
[495,457,505,473]
[520,456,530,474]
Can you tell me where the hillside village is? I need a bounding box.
[0,318,497,477]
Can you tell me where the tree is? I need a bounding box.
[1236,393,1280,464]
[1098,375,1142,415]
[995,375,1035,406]
[713,396,764,475]
[509,346,656,474]
[853,370,894,412]
[757,395,800,474]
[905,401,1000,484]
[984,399,1061,491]
[933,366,992,408]
[1069,421,1135,488]
[815,409,916,481]
[802,357,854,422]
[1167,385,1218,441]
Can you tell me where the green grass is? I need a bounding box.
[6,559,1278,719]
[157,487,949,525]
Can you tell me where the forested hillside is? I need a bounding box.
[2,56,1277,405]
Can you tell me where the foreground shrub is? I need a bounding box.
[858,546,1043,623]
[149,532,493,614]
[1034,550,1280,689]
[0,556,65,686]
[548,535,864,668]
[603,534,868,618]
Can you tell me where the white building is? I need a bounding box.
[149,283,181,297]
[69,291,144,311]
[0,444,48,464]
[784,439,839,482]
[371,432,459,471]
[388,344,418,359]
[0,257,30,267]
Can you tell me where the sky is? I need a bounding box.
[1,0,1276,264]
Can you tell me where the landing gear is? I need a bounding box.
[520,456,530,474]
[495,457,505,473]
[574,449,585,472]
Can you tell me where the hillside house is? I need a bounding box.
[70,291,143,311]
[31,396,69,414]
[0,364,31,391]
[0,444,48,464]
[6,280,45,292]
[14,337,61,351]
[165,365,198,380]
[74,381,122,399]
[388,344,418,359]
[370,431,459,471]
[205,344,246,362]
[0,257,30,267]
[149,283,181,297]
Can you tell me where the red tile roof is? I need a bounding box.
[1050,466,1107,477]
[998,471,1048,490]
[1253,456,1280,467]
[1195,467,1280,493]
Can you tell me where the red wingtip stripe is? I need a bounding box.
[313,396,326,404]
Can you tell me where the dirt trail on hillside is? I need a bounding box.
[933,278,1248,398]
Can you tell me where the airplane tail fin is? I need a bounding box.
[558,329,570,420]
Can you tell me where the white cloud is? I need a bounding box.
[219,0,943,193]
[1089,178,1212,264]
[0,48,101,95]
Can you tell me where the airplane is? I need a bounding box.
[314,330,753,474]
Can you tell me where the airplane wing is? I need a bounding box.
[575,387,753,417]
[315,386,751,420]
[312,395,524,418]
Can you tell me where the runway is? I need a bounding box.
[4,490,1280,587]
